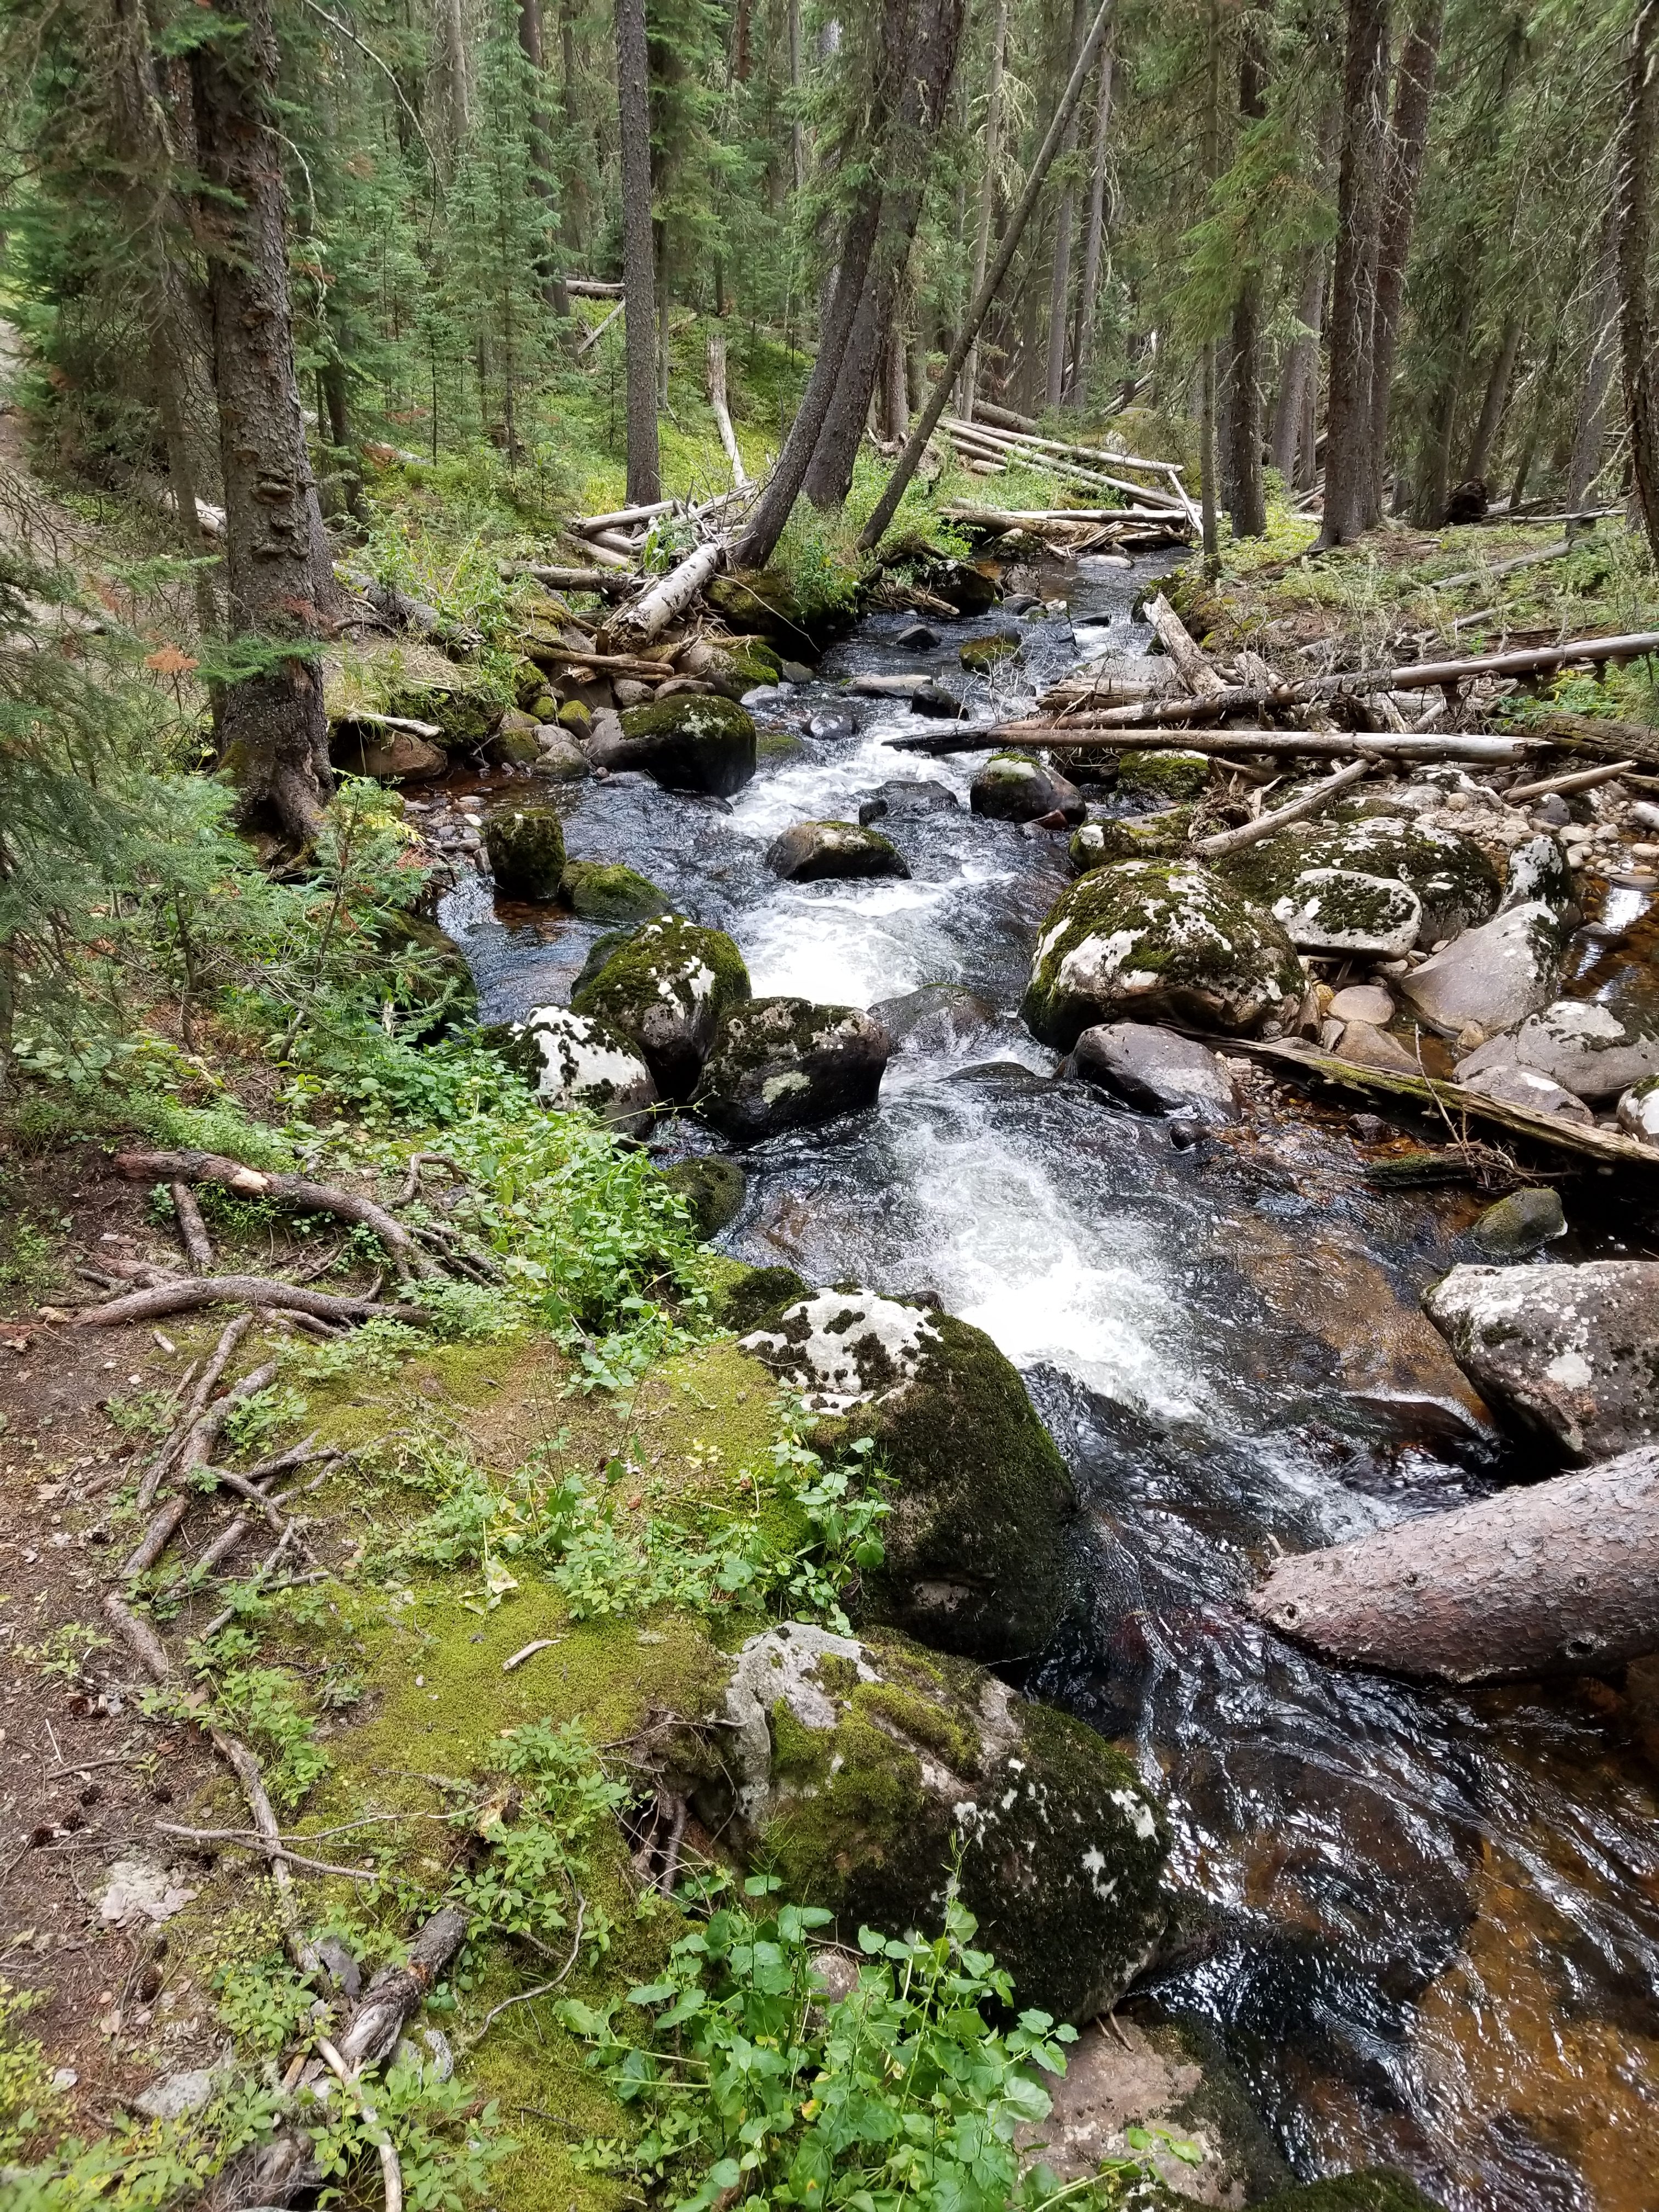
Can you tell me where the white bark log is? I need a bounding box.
[607,540,724,645]
[706,328,748,485]
[1192,758,1369,857]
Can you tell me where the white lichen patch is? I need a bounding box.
[514,1005,657,1128]
[742,1287,940,1412]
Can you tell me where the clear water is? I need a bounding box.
[442,565,1659,2211]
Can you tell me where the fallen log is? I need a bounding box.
[574,299,624,357]
[1192,759,1369,859]
[74,1277,425,1328]
[1248,1447,1659,1683]
[1518,712,1659,772]
[945,504,1189,529]
[572,498,679,535]
[886,725,1538,763]
[337,568,482,656]
[503,562,634,599]
[1504,759,1639,803]
[1144,592,1226,697]
[111,1150,438,1282]
[942,418,1188,512]
[940,415,1189,510]
[171,1182,213,1274]
[562,277,624,297]
[706,328,748,488]
[1426,538,1572,592]
[605,540,724,647]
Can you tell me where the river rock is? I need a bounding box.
[1327,983,1395,1025]
[1073,1023,1240,1121]
[909,680,967,719]
[558,860,669,923]
[972,753,1086,823]
[532,730,592,782]
[1470,1187,1566,1260]
[958,628,1022,673]
[1070,809,1194,871]
[610,694,758,795]
[1333,1020,1420,1073]
[1119,749,1211,804]
[1024,860,1306,1048]
[675,1622,1166,2024]
[1424,1260,1659,1461]
[1457,1063,1594,1124]
[857,779,961,823]
[697,997,889,1143]
[338,724,447,781]
[765,819,910,882]
[1618,1074,1659,1146]
[1221,814,1499,948]
[486,708,544,767]
[482,805,566,900]
[737,1283,1078,1657]
[1272,868,1423,957]
[658,1156,747,1237]
[895,620,939,650]
[809,708,860,740]
[1455,1000,1659,1103]
[483,1004,658,1132]
[1502,831,1576,913]
[870,983,1001,1058]
[572,915,752,1101]
[1397,902,1564,1037]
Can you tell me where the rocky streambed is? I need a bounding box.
[435,558,1659,2211]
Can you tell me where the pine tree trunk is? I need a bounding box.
[560,0,590,250]
[959,0,1009,420]
[616,0,660,503]
[1366,0,1443,523]
[188,0,334,843]
[1269,244,1327,484]
[885,314,911,439]
[1044,0,1088,414]
[435,0,471,161]
[1462,312,1522,484]
[519,0,571,318]
[1567,215,1618,510]
[1065,24,1116,412]
[788,0,806,194]
[1620,0,1659,568]
[1319,0,1391,547]
[1222,15,1267,538]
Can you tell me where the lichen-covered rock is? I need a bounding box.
[1069,809,1194,873]
[1424,1260,1659,1461]
[1221,814,1499,948]
[678,636,783,698]
[1271,868,1423,956]
[482,806,566,900]
[686,1622,1166,2023]
[1502,831,1575,913]
[1119,749,1211,804]
[857,779,961,824]
[1619,1074,1659,1147]
[1073,1023,1239,1120]
[1457,1063,1594,1124]
[612,694,758,795]
[658,1156,747,1238]
[958,628,1023,673]
[1398,902,1565,1038]
[572,915,752,1101]
[1456,1000,1659,1103]
[971,753,1086,823]
[697,996,889,1143]
[1024,861,1305,1048]
[739,1286,1076,1657]
[486,708,543,767]
[765,820,911,882]
[486,1004,658,1131]
[557,860,669,924]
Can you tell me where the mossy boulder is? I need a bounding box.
[483,1003,657,1131]
[531,731,591,784]
[385,671,503,748]
[1119,749,1211,803]
[659,1156,747,1238]
[1269,868,1424,956]
[1069,809,1193,874]
[682,1622,1167,2023]
[681,636,785,696]
[971,753,1086,824]
[765,820,910,882]
[557,860,669,924]
[696,996,890,1143]
[486,707,544,767]
[572,914,752,1101]
[557,698,591,736]
[739,1286,1076,1658]
[1024,860,1305,1048]
[959,629,1023,674]
[1220,814,1499,949]
[707,567,851,652]
[482,805,566,900]
[612,693,759,796]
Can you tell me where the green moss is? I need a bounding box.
[572,916,752,1101]
[658,1156,747,1239]
[1069,807,1194,876]
[855,1677,980,1775]
[483,806,567,900]
[959,631,1022,673]
[759,729,807,761]
[488,712,544,768]
[726,639,784,687]
[557,698,592,734]
[618,692,755,746]
[710,1262,811,1333]
[1119,749,1211,802]
[558,860,669,924]
[1254,2173,1445,2212]
[1220,814,1499,944]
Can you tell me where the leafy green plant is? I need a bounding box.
[24,1621,111,1685]
[0,1980,57,2159]
[449,1717,628,1955]
[564,1888,1193,2212]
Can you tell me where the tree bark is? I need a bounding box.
[1045,0,1088,414]
[706,326,747,484]
[959,0,1010,420]
[1065,22,1116,412]
[1222,13,1268,538]
[1250,1447,1659,1685]
[1365,0,1443,523]
[520,0,571,318]
[1270,243,1328,486]
[188,0,335,843]
[1319,0,1391,546]
[1620,0,1659,568]
[1462,311,1522,484]
[616,0,660,504]
[1567,214,1619,511]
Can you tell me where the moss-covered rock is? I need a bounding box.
[971,753,1086,824]
[1069,808,1194,874]
[696,996,890,1143]
[658,1156,747,1238]
[483,1004,658,1131]
[1024,860,1305,1048]
[572,914,752,1100]
[1253,2172,1444,2212]
[707,567,851,652]
[531,732,591,784]
[486,709,545,768]
[1270,867,1424,956]
[1220,814,1499,949]
[370,910,477,1035]
[483,806,567,900]
[385,671,504,748]
[765,820,910,882]
[739,1286,1076,1658]
[1119,749,1211,803]
[612,693,759,796]
[557,698,591,736]
[959,629,1023,673]
[681,1622,1166,2023]
[557,860,669,924]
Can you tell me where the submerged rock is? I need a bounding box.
[658,1156,747,1237]
[1425,1260,1659,1461]
[1470,1187,1566,1259]
[612,694,758,795]
[1024,860,1305,1048]
[1455,999,1659,1103]
[558,859,669,923]
[484,1004,658,1132]
[482,806,566,900]
[870,983,1002,1059]
[1271,867,1423,957]
[1398,902,1564,1038]
[572,915,751,1101]
[765,819,910,882]
[857,778,961,823]
[1073,1023,1239,1120]
[958,628,1023,673]
[971,753,1086,823]
[697,996,889,1143]
[680,1622,1166,2024]
[909,680,967,719]
[738,1285,1077,1657]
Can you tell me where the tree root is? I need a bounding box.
[111,1148,439,1282]
[171,1180,215,1273]
[75,1278,423,1330]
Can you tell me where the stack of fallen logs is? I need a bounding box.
[560,484,754,570]
[936,415,1199,548]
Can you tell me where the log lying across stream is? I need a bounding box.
[1249,1447,1659,1683]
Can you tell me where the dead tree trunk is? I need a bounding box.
[1567,211,1619,510]
[1367,0,1443,521]
[1319,0,1390,547]
[1249,1447,1659,1685]
[1462,311,1522,484]
[1065,20,1116,411]
[1270,244,1327,486]
[616,0,660,503]
[188,0,335,843]
[1045,0,1088,414]
[1620,0,1659,569]
[959,0,1009,420]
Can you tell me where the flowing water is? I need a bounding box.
[443,562,1659,2211]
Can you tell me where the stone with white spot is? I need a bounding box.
[1457,1063,1595,1125]
[494,1004,658,1131]
[1272,867,1422,957]
[1457,999,1659,1104]
[1425,1261,1659,1462]
[133,2067,222,2121]
[1618,1074,1659,1148]
[572,915,751,1101]
[696,996,889,1143]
